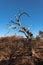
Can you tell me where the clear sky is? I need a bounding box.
[0,0,43,37]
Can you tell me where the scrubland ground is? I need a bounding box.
[0,36,43,65]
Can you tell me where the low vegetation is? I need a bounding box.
[0,35,43,65]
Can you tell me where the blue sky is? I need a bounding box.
[0,0,43,37]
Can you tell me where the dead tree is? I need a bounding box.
[6,11,34,65]
[7,11,33,57]
[7,11,33,40]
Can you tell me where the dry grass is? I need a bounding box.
[0,35,43,65]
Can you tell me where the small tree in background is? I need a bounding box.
[39,31,43,39]
[36,36,40,41]
[36,30,43,41]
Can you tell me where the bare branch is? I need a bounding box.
[4,29,11,36]
[11,20,20,25]
[19,30,28,38]
[16,12,30,26]
[19,12,30,18]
